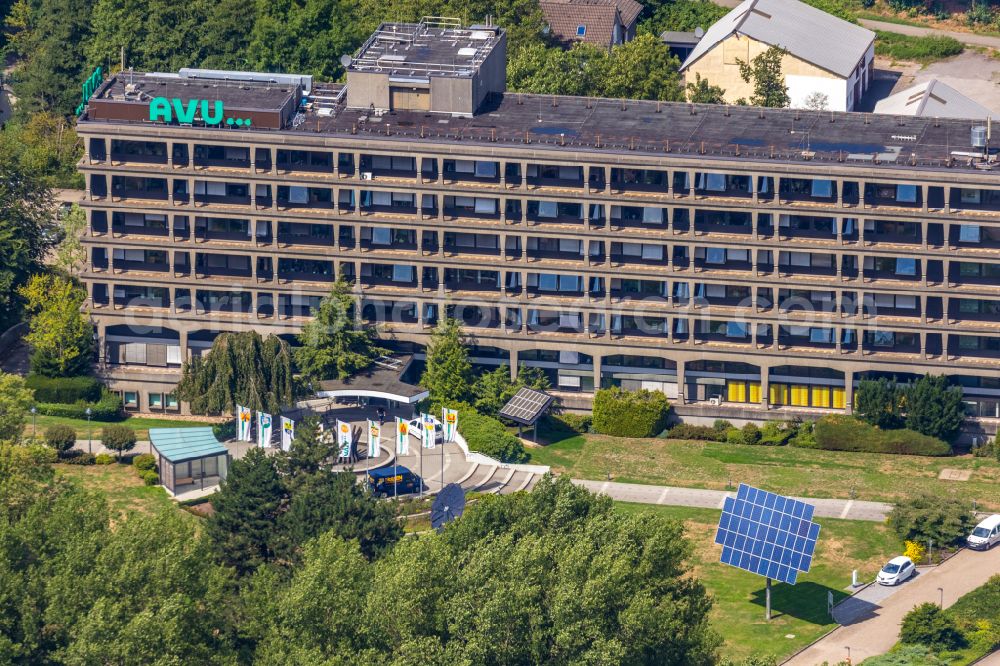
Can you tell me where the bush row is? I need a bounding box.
[592,387,671,438]
[25,375,103,404]
[36,390,124,422]
[813,415,951,456]
[453,403,528,464]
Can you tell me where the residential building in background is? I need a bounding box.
[680,0,875,111]
[539,0,643,49]
[76,19,1000,439]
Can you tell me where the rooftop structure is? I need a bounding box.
[345,18,506,116]
[540,0,643,49]
[874,79,995,121]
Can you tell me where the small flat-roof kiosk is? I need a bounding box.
[149,427,230,496]
[498,387,554,442]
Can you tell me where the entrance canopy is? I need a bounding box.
[316,355,429,405]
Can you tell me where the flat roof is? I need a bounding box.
[349,19,503,79]
[149,427,228,463]
[94,73,297,112]
[81,71,1000,174]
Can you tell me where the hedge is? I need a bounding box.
[25,375,102,404]
[663,423,727,442]
[592,387,671,438]
[813,415,952,456]
[450,403,528,464]
[36,390,124,422]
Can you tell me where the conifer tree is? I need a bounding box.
[421,318,473,404]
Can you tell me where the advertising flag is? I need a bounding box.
[421,413,436,449]
[442,407,458,442]
[396,417,409,455]
[368,420,381,458]
[237,405,252,441]
[337,419,352,458]
[257,412,273,448]
[280,417,295,451]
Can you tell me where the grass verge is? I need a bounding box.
[33,414,210,440]
[617,503,903,662]
[530,431,1000,508]
[55,462,175,517]
[875,30,964,63]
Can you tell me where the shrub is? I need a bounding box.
[972,439,995,458]
[813,415,951,456]
[904,375,965,442]
[900,602,965,650]
[790,421,818,448]
[133,453,157,473]
[592,387,671,438]
[713,420,733,432]
[453,403,527,463]
[44,424,78,453]
[213,420,237,442]
[888,493,975,547]
[875,31,963,63]
[94,453,115,465]
[101,424,137,459]
[760,420,796,446]
[140,469,160,486]
[25,375,102,404]
[36,390,124,421]
[61,451,95,465]
[557,413,593,434]
[903,540,926,565]
[735,423,762,445]
[664,423,727,441]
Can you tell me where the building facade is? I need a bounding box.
[75,21,1000,430]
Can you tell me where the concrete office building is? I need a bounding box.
[75,19,1000,431]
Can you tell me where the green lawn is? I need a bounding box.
[617,503,903,662]
[32,414,214,440]
[55,462,177,517]
[530,432,1000,508]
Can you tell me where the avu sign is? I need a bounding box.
[148,97,251,127]
[75,67,103,116]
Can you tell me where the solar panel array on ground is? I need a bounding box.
[498,387,553,425]
[714,484,820,585]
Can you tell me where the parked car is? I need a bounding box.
[967,514,1000,550]
[407,417,443,444]
[877,556,916,585]
[366,466,421,497]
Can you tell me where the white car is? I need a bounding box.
[877,556,916,586]
[407,418,443,443]
[967,514,1000,550]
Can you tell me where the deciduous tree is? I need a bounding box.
[19,274,94,377]
[177,331,295,414]
[736,46,790,108]
[0,372,34,442]
[686,73,726,104]
[472,364,551,417]
[888,493,975,547]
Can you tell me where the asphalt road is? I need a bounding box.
[572,479,893,521]
[785,545,1000,665]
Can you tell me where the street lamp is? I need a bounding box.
[845,646,851,666]
[85,407,93,454]
[29,407,36,440]
[938,587,944,609]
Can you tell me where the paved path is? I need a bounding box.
[785,546,1000,665]
[977,648,1000,664]
[859,18,1000,49]
[572,479,893,521]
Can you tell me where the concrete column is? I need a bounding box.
[921,184,929,213]
[593,354,602,391]
[760,364,770,409]
[604,166,612,193]
[688,170,695,198]
[437,158,444,184]
[942,333,950,360]
[676,360,686,404]
[179,329,190,363]
[519,162,528,190]
[836,178,844,207]
[510,349,518,381]
[858,180,867,208]
[439,230,445,257]
[187,142,196,169]
[844,369,854,414]
[943,295,951,324]
[944,185,952,213]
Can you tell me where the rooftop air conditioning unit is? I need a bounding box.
[709,397,721,406]
[361,172,373,180]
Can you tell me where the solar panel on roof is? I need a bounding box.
[498,387,554,426]
[714,484,820,586]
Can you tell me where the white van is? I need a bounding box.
[967,515,1000,550]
